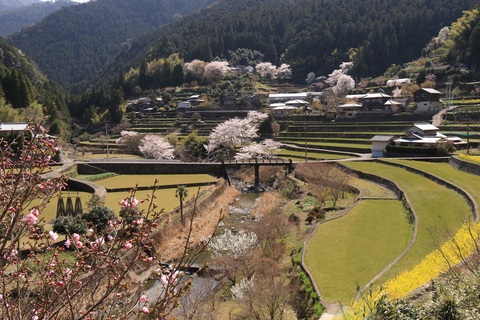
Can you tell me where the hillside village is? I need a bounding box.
[3,0,480,319]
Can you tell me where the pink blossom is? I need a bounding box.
[120,197,139,209]
[120,199,128,208]
[160,274,168,287]
[73,233,80,242]
[90,237,105,250]
[107,235,114,241]
[76,241,84,249]
[124,242,132,250]
[30,208,40,217]
[141,306,149,314]
[146,256,153,263]
[24,213,37,226]
[65,239,71,248]
[65,268,72,277]
[49,231,59,241]
[130,197,139,208]
[139,295,148,303]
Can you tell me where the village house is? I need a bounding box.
[394,123,465,148]
[413,88,443,113]
[222,91,238,109]
[361,92,393,111]
[269,92,309,103]
[336,103,363,118]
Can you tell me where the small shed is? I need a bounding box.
[370,135,395,158]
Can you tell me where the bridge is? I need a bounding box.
[62,158,296,194]
[222,158,294,191]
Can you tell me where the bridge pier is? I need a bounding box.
[254,160,260,192]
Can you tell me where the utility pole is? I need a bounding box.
[105,124,109,159]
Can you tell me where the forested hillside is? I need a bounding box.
[106,0,476,84]
[0,0,38,12]
[8,0,217,92]
[0,37,71,139]
[0,0,76,37]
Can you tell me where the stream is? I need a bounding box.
[145,190,262,308]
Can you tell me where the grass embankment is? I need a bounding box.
[305,199,411,305]
[282,141,372,150]
[384,159,480,209]
[91,174,216,189]
[343,161,472,286]
[277,149,355,161]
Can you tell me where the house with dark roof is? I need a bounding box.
[413,88,443,113]
[361,92,393,111]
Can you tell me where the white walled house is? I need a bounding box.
[394,123,465,148]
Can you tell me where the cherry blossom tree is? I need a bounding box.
[332,73,355,96]
[326,62,355,96]
[209,229,259,282]
[139,134,175,159]
[206,111,268,160]
[203,61,229,83]
[185,59,206,80]
[234,139,283,161]
[0,127,210,319]
[115,130,143,154]
[276,63,292,80]
[255,62,277,79]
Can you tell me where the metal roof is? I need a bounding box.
[0,123,28,132]
[370,135,395,142]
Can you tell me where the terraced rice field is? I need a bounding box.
[306,161,474,305]
[343,161,472,285]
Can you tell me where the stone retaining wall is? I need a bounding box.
[450,156,480,177]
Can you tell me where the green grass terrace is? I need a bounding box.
[305,161,473,305]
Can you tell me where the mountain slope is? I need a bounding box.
[101,0,476,84]
[0,0,39,12]
[8,0,217,92]
[0,0,76,37]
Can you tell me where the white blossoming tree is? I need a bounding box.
[326,62,355,96]
[115,130,143,154]
[185,59,206,80]
[234,139,283,161]
[209,229,259,282]
[255,62,277,79]
[203,61,229,83]
[276,63,292,80]
[206,111,268,160]
[332,73,356,96]
[138,134,175,160]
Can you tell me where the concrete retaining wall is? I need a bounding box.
[76,162,228,179]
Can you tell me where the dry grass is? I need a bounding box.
[251,191,283,217]
[155,184,240,261]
